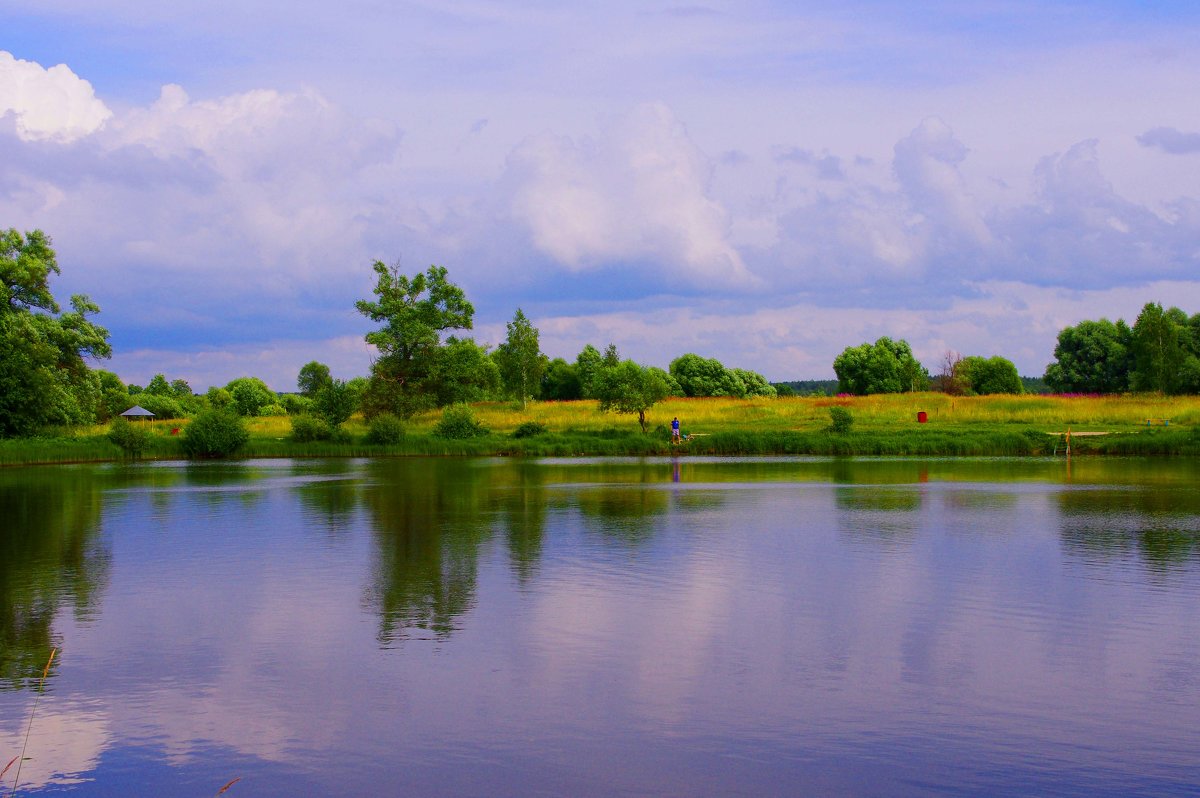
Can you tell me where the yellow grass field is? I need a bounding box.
[317,392,1200,437]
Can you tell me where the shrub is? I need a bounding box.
[107,417,151,457]
[512,420,547,439]
[258,403,287,417]
[280,394,313,415]
[434,404,489,439]
[366,413,406,445]
[827,406,854,434]
[181,409,249,458]
[290,415,334,442]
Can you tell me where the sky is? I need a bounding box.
[2,1,1200,390]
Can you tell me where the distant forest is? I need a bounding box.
[776,377,1049,397]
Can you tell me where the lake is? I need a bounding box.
[2,456,1199,796]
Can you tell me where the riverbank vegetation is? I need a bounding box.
[4,392,1199,466]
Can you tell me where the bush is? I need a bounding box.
[827,406,854,434]
[280,393,313,415]
[512,420,547,439]
[434,404,489,439]
[290,415,334,442]
[258,403,287,417]
[107,417,151,457]
[366,413,406,445]
[181,409,249,458]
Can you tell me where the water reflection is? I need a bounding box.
[1057,484,1200,574]
[293,460,362,534]
[361,459,492,643]
[1,456,1199,797]
[835,485,924,542]
[577,485,670,546]
[0,469,109,690]
[493,463,549,585]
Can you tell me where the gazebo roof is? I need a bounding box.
[120,405,156,417]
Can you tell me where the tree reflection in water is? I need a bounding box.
[0,469,109,690]
[493,462,550,586]
[1058,486,1200,573]
[361,459,492,645]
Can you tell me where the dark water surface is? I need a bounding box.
[2,456,1199,796]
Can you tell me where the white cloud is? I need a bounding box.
[505,102,754,289]
[0,51,111,142]
[893,117,991,249]
[0,701,112,790]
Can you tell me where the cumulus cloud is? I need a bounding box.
[773,147,845,180]
[892,117,991,249]
[0,51,111,142]
[1136,127,1200,155]
[504,102,754,290]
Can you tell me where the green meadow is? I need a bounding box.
[3,392,1199,466]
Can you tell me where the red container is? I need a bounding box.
[917,411,928,423]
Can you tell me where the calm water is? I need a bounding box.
[2,456,1199,796]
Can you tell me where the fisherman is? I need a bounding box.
[671,416,681,443]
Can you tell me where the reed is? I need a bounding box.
[8,647,56,797]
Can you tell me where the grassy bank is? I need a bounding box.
[3,393,1199,466]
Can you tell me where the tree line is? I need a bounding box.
[3,226,1196,440]
[1043,303,1200,394]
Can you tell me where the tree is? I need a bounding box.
[1043,319,1132,394]
[576,344,603,398]
[1131,302,1186,394]
[356,262,476,417]
[957,356,1022,395]
[540,358,582,400]
[428,337,499,406]
[297,361,333,398]
[732,368,777,398]
[146,374,172,395]
[592,360,670,432]
[0,229,111,437]
[225,377,276,417]
[933,351,967,395]
[832,337,926,395]
[669,353,747,397]
[648,366,683,397]
[494,308,546,409]
[314,378,357,427]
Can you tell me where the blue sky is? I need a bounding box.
[3,1,1200,389]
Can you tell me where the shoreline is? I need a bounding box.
[3,425,1198,467]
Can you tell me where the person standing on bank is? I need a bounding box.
[671,417,681,443]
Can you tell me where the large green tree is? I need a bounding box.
[956,356,1022,395]
[832,337,927,395]
[225,376,276,417]
[356,263,478,417]
[0,229,111,437]
[297,361,333,398]
[592,360,670,432]
[575,344,603,399]
[494,308,546,409]
[669,353,747,397]
[1043,318,1133,394]
[1130,302,1188,394]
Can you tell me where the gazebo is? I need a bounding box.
[120,405,156,421]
